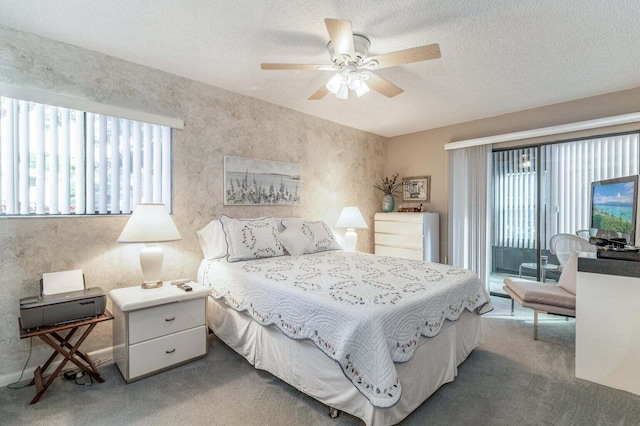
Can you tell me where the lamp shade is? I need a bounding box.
[117,203,182,243]
[117,204,181,288]
[335,206,368,229]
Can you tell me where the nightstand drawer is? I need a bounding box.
[128,325,207,379]
[129,298,205,344]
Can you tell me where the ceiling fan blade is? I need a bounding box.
[366,73,404,98]
[324,18,355,60]
[367,43,441,69]
[261,63,335,71]
[308,85,330,100]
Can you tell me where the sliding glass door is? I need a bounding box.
[490,132,639,295]
[491,147,541,294]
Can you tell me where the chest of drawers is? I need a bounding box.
[109,282,210,383]
[374,212,440,262]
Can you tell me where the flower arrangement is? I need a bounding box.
[374,173,402,196]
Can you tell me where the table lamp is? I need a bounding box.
[117,203,182,289]
[335,206,368,252]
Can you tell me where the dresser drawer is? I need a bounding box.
[375,221,423,235]
[375,245,424,260]
[375,233,423,250]
[128,325,207,379]
[129,298,205,344]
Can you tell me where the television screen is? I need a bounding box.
[590,175,639,245]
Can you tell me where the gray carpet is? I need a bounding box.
[2,297,639,425]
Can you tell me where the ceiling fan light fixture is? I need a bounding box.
[336,81,349,99]
[355,81,370,97]
[347,71,362,90]
[326,73,343,94]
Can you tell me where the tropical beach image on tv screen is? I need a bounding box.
[591,181,635,234]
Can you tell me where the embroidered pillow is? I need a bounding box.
[281,219,342,254]
[219,215,285,262]
[278,226,312,256]
[196,219,228,259]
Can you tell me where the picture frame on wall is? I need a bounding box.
[402,176,430,202]
[224,156,301,205]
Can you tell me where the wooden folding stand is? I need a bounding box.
[18,310,114,404]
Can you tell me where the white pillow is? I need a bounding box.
[558,252,578,295]
[196,219,228,259]
[281,219,342,254]
[278,226,312,256]
[219,215,285,262]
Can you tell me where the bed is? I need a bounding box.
[196,215,492,425]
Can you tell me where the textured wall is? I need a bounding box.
[0,26,387,380]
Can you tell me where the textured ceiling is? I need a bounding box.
[2,0,640,137]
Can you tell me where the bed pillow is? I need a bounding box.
[196,219,228,259]
[281,219,342,254]
[219,215,285,262]
[278,226,312,256]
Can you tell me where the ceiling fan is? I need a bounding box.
[261,18,441,100]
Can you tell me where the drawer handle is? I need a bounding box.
[165,317,176,322]
[166,348,176,354]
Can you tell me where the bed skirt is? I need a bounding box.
[207,296,484,426]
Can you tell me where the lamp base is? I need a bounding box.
[139,245,165,289]
[343,228,358,252]
[141,281,163,289]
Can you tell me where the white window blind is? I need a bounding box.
[0,96,173,215]
[449,145,492,287]
[542,133,640,240]
[492,133,639,249]
[492,147,538,249]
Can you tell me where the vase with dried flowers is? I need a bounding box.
[374,173,402,212]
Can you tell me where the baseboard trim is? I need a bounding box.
[0,346,114,388]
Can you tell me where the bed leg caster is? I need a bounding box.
[329,407,340,419]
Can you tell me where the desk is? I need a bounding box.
[19,310,114,404]
[576,257,640,396]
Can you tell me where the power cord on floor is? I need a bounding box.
[8,339,112,389]
[63,370,94,386]
[7,338,33,390]
[58,356,113,386]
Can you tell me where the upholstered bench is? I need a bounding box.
[503,252,577,339]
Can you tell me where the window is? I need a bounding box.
[0,96,172,215]
[490,132,639,293]
[493,132,639,251]
[541,133,639,241]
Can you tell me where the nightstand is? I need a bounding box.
[108,282,211,383]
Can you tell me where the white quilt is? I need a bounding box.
[200,251,492,408]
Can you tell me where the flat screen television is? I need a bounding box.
[590,175,639,246]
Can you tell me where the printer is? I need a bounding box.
[19,269,106,330]
[20,287,106,330]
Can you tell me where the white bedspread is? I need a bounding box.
[200,251,492,408]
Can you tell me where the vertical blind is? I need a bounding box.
[493,133,639,249]
[0,96,172,215]
[449,144,492,287]
[542,133,639,239]
[492,147,538,249]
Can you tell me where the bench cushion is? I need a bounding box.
[503,278,575,310]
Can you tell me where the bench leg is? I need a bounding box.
[511,299,514,316]
[534,311,539,340]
